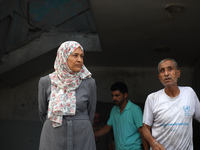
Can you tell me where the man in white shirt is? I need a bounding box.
[142,58,200,150]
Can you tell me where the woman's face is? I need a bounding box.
[67,47,84,72]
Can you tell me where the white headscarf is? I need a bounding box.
[48,41,91,127]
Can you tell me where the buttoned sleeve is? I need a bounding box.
[132,105,143,129]
[107,107,114,126]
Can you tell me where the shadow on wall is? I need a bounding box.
[193,119,200,150]
[0,120,42,150]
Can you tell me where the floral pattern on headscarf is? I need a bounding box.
[48,41,92,128]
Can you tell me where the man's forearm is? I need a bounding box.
[142,124,156,146]
[94,125,111,137]
[142,123,166,150]
[138,127,150,150]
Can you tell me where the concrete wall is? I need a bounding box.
[0,66,194,120]
[90,66,193,103]
[0,66,195,149]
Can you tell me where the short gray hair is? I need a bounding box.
[158,58,179,73]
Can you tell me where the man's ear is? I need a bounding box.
[158,74,161,82]
[124,92,128,98]
[177,69,181,78]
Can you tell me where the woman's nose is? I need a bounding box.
[77,56,83,62]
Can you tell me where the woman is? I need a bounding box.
[38,41,97,150]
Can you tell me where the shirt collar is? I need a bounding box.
[125,100,131,110]
[117,100,131,112]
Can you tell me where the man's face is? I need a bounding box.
[158,60,180,87]
[111,90,127,106]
